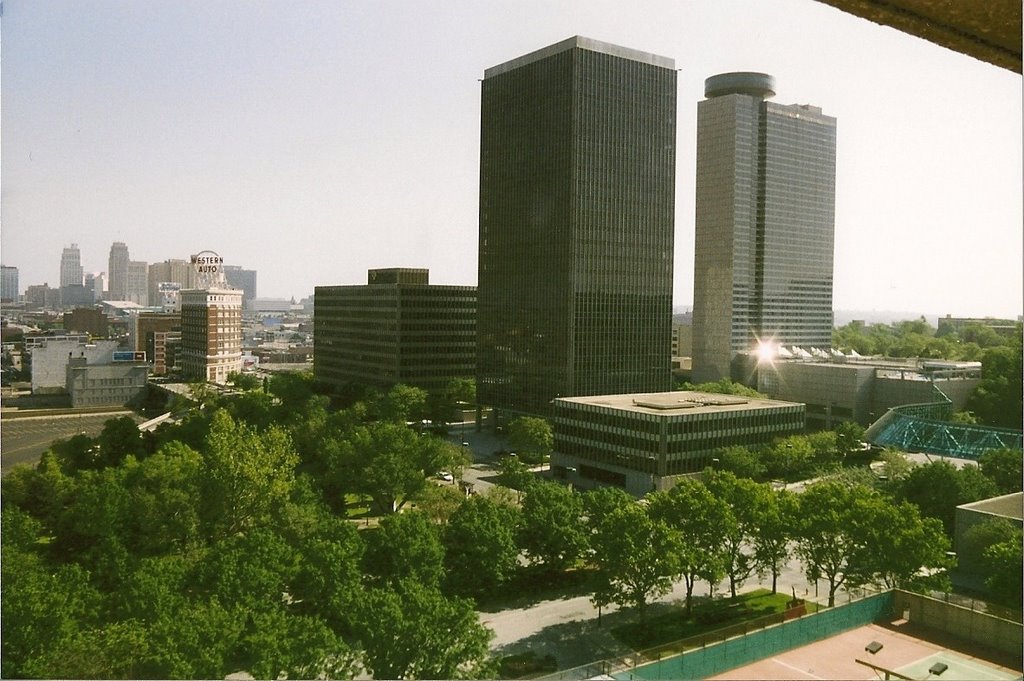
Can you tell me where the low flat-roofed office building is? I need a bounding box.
[552,390,805,496]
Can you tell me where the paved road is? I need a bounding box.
[481,560,856,676]
[1,411,141,475]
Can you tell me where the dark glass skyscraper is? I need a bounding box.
[477,37,676,417]
[692,73,836,383]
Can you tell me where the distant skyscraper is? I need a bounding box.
[148,259,198,305]
[127,260,149,305]
[692,73,836,383]
[108,242,130,301]
[60,244,84,288]
[477,36,676,417]
[223,265,258,310]
[1,265,19,302]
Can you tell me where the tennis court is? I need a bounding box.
[707,623,1020,680]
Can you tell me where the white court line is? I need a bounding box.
[770,657,825,679]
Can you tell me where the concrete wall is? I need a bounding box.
[893,590,1023,656]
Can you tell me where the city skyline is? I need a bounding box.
[2,0,1021,318]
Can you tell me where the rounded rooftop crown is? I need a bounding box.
[704,72,775,99]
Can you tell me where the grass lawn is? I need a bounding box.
[343,493,372,519]
[612,588,817,651]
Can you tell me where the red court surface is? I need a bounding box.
[708,623,1021,680]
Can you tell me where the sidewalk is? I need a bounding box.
[482,563,850,674]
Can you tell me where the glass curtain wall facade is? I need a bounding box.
[692,73,836,383]
[314,270,476,393]
[478,37,676,417]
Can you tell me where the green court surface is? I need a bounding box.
[895,651,1020,681]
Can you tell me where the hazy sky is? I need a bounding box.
[2,0,1021,318]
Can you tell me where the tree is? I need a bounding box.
[498,455,535,501]
[428,377,476,425]
[97,415,147,467]
[344,421,467,514]
[751,488,796,594]
[979,448,1023,494]
[834,421,867,460]
[266,370,316,410]
[896,460,999,535]
[794,481,863,607]
[715,444,766,480]
[966,342,1023,429]
[519,481,589,572]
[982,531,1023,608]
[415,482,466,524]
[201,409,299,537]
[367,383,429,423]
[581,486,634,531]
[678,379,765,398]
[121,440,204,555]
[806,430,841,468]
[703,470,762,597]
[443,496,520,597]
[226,370,261,391]
[364,510,446,589]
[50,432,99,472]
[507,416,553,464]
[197,528,302,614]
[851,501,952,592]
[760,435,814,481]
[648,480,729,614]
[221,390,279,432]
[233,609,362,681]
[1,548,102,679]
[589,502,679,620]
[356,580,494,679]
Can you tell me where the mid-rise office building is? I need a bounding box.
[315,268,476,393]
[60,244,84,288]
[1,265,19,302]
[85,272,105,302]
[552,390,805,495]
[223,266,258,310]
[66,354,149,408]
[63,307,109,338]
[692,73,836,383]
[134,312,181,376]
[756,354,982,428]
[148,259,198,306]
[477,37,677,417]
[108,242,130,301]
[179,288,243,384]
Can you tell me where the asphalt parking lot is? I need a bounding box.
[1,411,141,475]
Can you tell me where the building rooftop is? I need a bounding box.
[957,492,1024,521]
[484,35,674,79]
[556,390,802,416]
